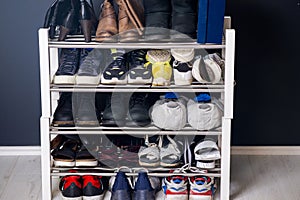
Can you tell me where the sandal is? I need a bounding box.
[75,145,98,167]
[138,135,160,167]
[159,135,182,167]
[51,138,78,167]
[194,140,221,169]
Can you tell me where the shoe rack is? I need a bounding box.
[38,17,235,200]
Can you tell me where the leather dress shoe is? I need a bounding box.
[58,0,80,41]
[52,92,74,127]
[95,0,118,42]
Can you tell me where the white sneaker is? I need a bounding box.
[161,175,188,200]
[171,49,195,63]
[189,176,216,200]
[173,60,193,85]
[150,93,187,130]
[187,94,222,131]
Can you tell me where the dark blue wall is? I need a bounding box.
[0,0,299,145]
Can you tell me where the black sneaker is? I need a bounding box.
[76,48,103,85]
[52,92,75,127]
[53,48,80,84]
[82,175,105,199]
[127,93,151,127]
[59,175,82,200]
[101,49,128,84]
[127,50,152,84]
[73,93,101,127]
[102,93,127,127]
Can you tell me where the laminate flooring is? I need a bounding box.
[0,155,299,200]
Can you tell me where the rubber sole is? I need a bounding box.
[52,120,75,127]
[127,76,152,85]
[189,194,212,200]
[138,160,160,167]
[83,194,105,200]
[173,69,193,86]
[76,159,98,167]
[76,75,101,85]
[152,78,170,86]
[75,120,100,127]
[53,159,75,167]
[101,75,127,85]
[164,194,188,200]
[53,75,76,84]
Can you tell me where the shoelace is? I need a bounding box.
[130,50,146,66]
[60,52,78,72]
[81,56,97,73]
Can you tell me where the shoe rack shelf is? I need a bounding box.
[39,18,235,200]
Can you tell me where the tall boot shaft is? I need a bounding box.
[95,0,118,42]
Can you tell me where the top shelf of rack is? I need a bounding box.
[48,38,225,49]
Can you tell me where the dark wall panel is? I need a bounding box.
[0,0,299,145]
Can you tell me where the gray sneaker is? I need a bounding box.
[76,49,103,85]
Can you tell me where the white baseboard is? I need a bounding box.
[0,146,300,156]
[231,146,300,155]
[0,146,41,156]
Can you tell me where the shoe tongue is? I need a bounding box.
[194,94,211,103]
[134,172,153,191]
[111,48,126,60]
[112,172,131,191]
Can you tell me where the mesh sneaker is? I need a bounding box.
[146,50,172,86]
[127,49,152,84]
[189,176,216,200]
[173,60,193,86]
[133,172,156,200]
[127,93,151,127]
[82,175,105,200]
[162,175,188,200]
[101,49,128,84]
[76,48,103,85]
[53,48,80,84]
[59,175,82,200]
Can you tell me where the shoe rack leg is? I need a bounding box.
[221,118,232,200]
[40,117,52,200]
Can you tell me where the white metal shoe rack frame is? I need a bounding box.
[39,17,235,200]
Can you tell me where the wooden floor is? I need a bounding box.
[0,155,299,200]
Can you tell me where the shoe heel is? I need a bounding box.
[58,26,70,41]
[80,20,92,42]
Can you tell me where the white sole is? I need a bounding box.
[83,194,104,200]
[160,162,180,167]
[127,76,152,84]
[173,70,193,86]
[76,75,101,85]
[53,75,76,84]
[139,160,160,167]
[53,160,75,167]
[196,161,216,169]
[152,78,170,86]
[164,194,188,200]
[61,194,82,200]
[75,160,98,167]
[101,75,127,85]
[189,195,212,200]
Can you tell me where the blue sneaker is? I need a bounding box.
[111,172,132,200]
[133,172,155,200]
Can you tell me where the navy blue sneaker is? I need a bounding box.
[111,172,132,200]
[53,48,80,84]
[133,172,155,200]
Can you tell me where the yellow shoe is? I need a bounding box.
[146,50,172,86]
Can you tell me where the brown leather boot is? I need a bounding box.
[117,0,140,42]
[95,0,118,42]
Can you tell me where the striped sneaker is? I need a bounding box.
[189,176,216,200]
[162,175,188,200]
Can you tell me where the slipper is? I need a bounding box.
[75,145,98,167]
[51,139,78,167]
[194,140,220,169]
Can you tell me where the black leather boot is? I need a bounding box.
[73,93,101,127]
[52,92,74,127]
[58,0,80,41]
[143,0,171,40]
[44,0,71,39]
[102,93,127,127]
[79,0,98,42]
[171,0,198,40]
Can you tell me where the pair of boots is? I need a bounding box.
[44,0,97,42]
[144,0,198,40]
[95,0,144,42]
